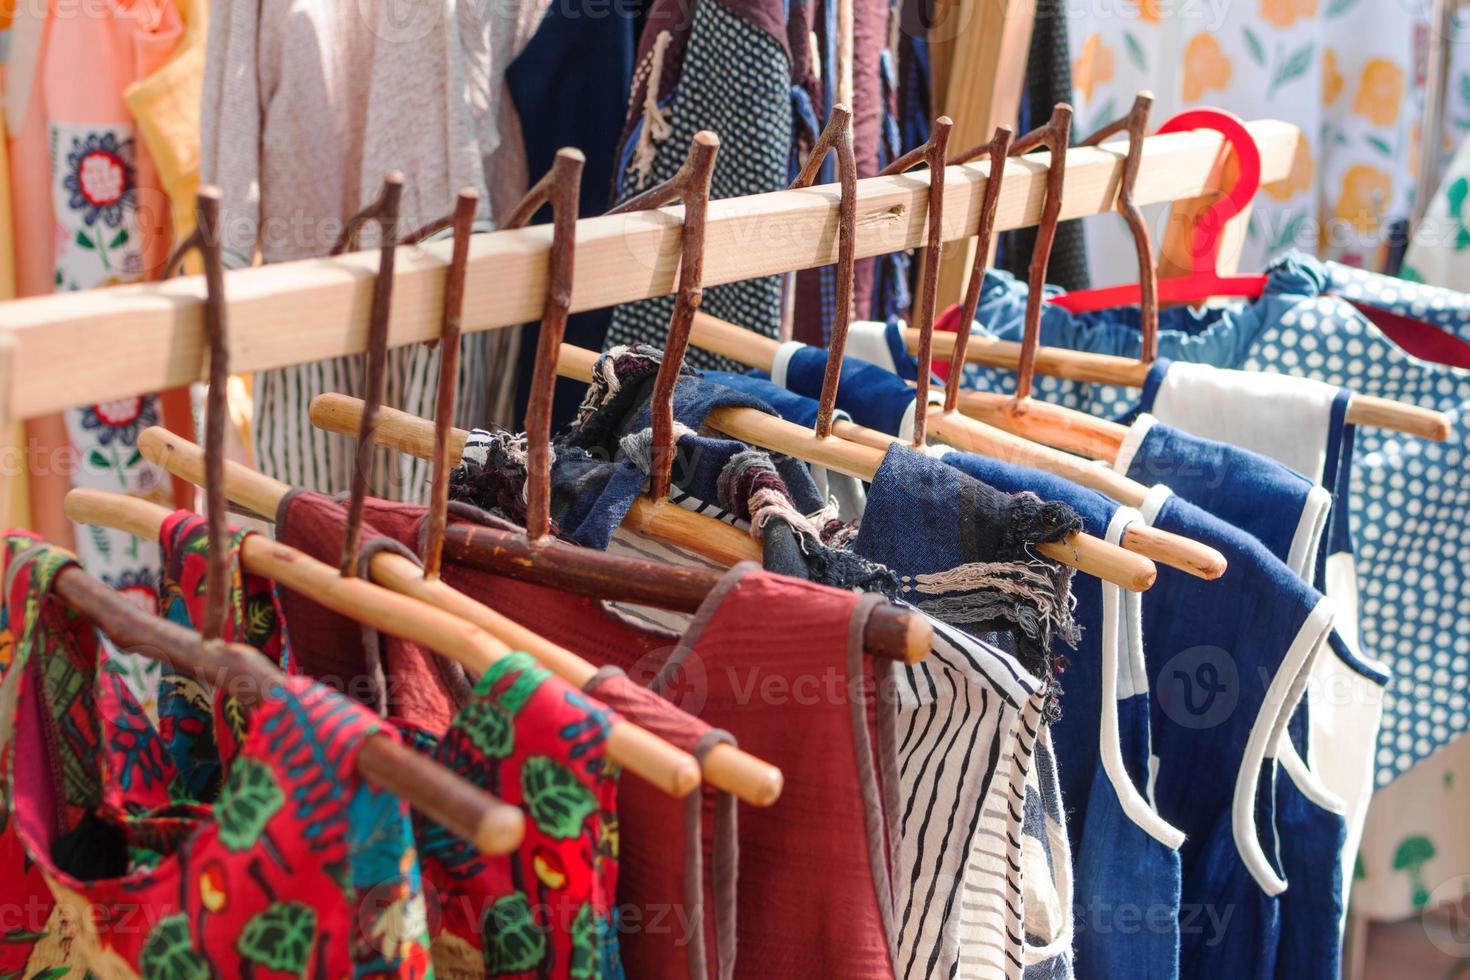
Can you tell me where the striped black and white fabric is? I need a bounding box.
[1019,730,1076,978]
[890,617,1048,980]
[252,330,505,503]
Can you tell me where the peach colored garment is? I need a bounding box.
[7,0,183,712]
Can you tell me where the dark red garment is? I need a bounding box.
[278,492,737,978]
[360,497,901,979]
[273,489,470,731]
[1355,300,1470,369]
[272,492,624,978]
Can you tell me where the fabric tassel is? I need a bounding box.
[629,30,675,187]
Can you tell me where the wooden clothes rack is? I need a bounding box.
[0,120,1307,428]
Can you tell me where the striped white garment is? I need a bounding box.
[253,328,513,501]
[1019,730,1075,979]
[893,618,1046,980]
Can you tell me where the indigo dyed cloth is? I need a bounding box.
[945,452,1183,980]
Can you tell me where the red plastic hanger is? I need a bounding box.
[1051,107,1269,312]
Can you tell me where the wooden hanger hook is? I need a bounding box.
[1008,104,1072,411]
[607,132,720,502]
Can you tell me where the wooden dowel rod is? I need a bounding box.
[50,563,524,855]
[558,343,1160,592]
[949,388,1131,461]
[906,328,1453,442]
[0,121,1305,421]
[308,394,759,568]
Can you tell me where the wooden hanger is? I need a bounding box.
[934,96,1164,460]
[400,151,782,805]
[50,562,526,855]
[918,108,1453,443]
[66,187,526,853]
[81,184,707,801]
[683,115,1223,582]
[881,117,953,447]
[161,187,232,641]
[302,136,933,661]
[788,104,857,438]
[412,187,481,579]
[332,172,405,577]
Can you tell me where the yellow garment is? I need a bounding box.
[0,113,26,530]
[122,0,205,272]
[0,124,13,301]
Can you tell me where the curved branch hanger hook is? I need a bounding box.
[332,172,405,578]
[402,187,479,579]
[501,150,584,547]
[605,131,720,502]
[788,105,857,440]
[1079,92,1157,361]
[943,125,1014,414]
[1008,104,1072,411]
[408,154,583,569]
[162,187,229,640]
[880,117,954,447]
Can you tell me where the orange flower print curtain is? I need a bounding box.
[1068,0,1428,282]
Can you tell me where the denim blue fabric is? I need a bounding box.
[1177,764,1283,980]
[552,371,818,550]
[960,252,1470,782]
[1120,413,1324,585]
[1136,490,1334,978]
[701,369,827,429]
[1140,493,1340,975]
[781,344,919,435]
[1116,416,1351,980]
[944,450,1183,980]
[851,442,1087,711]
[1073,695,1183,980]
[1273,775,1346,980]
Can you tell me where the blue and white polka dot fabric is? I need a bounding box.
[957,253,1470,785]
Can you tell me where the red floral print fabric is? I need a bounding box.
[155,510,295,802]
[272,491,627,978]
[0,530,433,978]
[408,651,623,978]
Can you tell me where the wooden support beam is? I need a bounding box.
[0,121,1303,422]
[932,0,1037,309]
[1159,131,1251,279]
